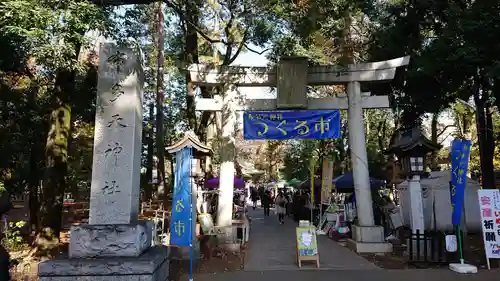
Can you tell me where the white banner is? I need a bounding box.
[477,189,500,259]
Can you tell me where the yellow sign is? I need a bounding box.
[296,226,320,268]
[321,159,334,204]
[310,158,316,203]
[296,227,318,256]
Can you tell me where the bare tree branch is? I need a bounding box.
[244,44,271,55]
[439,133,454,145]
[221,8,236,65]
[436,124,456,139]
[226,29,249,65]
[163,0,224,44]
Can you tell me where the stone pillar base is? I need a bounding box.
[69,221,153,258]
[214,225,243,252]
[347,225,392,253]
[38,246,170,281]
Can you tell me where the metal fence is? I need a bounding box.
[407,229,460,267]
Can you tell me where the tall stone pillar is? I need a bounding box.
[38,43,170,281]
[347,81,375,226]
[408,175,425,232]
[216,84,237,239]
[347,81,392,253]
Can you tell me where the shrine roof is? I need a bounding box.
[386,127,442,154]
[166,130,211,155]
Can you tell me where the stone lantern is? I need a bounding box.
[386,127,441,234]
[387,127,442,177]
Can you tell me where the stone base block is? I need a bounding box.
[349,224,392,253]
[351,225,384,243]
[347,239,393,253]
[69,221,152,258]
[38,246,169,281]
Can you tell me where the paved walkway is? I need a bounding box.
[182,204,500,281]
[244,205,379,271]
[191,269,500,281]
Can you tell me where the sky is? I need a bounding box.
[229,46,273,99]
[226,45,274,127]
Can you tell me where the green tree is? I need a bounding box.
[367,0,500,187]
[0,0,115,254]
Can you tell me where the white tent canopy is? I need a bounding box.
[397,171,482,232]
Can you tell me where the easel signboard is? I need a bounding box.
[296,226,320,268]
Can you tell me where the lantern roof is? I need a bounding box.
[166,130,211,156]
[386,127,442,155]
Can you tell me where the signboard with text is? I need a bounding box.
[296,226,318,256]
[295,226,320,267]
[477,189,500,260]
[243,110,341,140]
[169,148,192,246]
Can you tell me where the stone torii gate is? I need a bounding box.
[189,56,409,253]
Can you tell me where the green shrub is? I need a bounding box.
[1,220,28,251]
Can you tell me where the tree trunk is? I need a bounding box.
[461,114,472,177]
[184,1,199,131]
[156,2,167,202]
[145,100,154,201]
[36,69,74,256]
[484,103,495,186]
[28,138,41,233]
[430,113,439,171]
[462,114,472,139]
[170,155,175,187]
[26,86,41,233]
[474,91,495,189]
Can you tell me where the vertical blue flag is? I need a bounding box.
[450,139,472,225]
[170,147,192,246]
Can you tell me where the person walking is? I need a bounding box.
[292,191,301,222]
[250,186,258,210]
[262,190,271,216]
[275,190,288,224]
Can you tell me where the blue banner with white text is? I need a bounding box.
[243,110,341,140]
[450,139,472,225]
[170,147,192,246]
